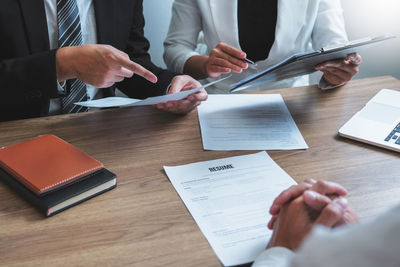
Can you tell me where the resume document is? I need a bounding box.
[164,151,297,266]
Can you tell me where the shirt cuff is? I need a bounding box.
[318,76,346,91]
[252,247,294,267]
[165,83,172,95]
[57,81,67,95]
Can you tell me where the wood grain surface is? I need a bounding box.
[0,76,399,266]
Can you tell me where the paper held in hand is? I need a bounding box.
[74,75,231,108]
[231,35,395,92]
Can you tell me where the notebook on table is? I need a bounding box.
[0,168,116,216]
[339,89,400,153]
[0,134,117,216]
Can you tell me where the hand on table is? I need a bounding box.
[205,42,249,78]
[266,191,350,251]
[268,179,358,230]
[316,53,362,85]
[155,75,208,114]
[56,44,157,88]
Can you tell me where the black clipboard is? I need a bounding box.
[230,35,396,92]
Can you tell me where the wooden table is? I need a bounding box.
[0,76,399,266]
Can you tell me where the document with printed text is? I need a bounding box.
[197,94,308,150]
[164,151,297,266]
[74,75,231,108]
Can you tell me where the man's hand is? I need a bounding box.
[56,44,158,88]
[155,75,208,114]
[316,53,362,85]
[268,180,358,230]
[267,193,349,251]
[205,42,249,78]
[303,190,359,227]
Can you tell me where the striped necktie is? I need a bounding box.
[57,0,88,113]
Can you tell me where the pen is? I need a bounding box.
[234,56,257,66]
[243,58,256,65]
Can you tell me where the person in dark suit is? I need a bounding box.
[0,0,207,122]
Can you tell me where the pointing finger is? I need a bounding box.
[131,62,158,83]
[114,55,157,83]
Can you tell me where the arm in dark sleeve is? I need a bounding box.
[116,0,178,99]
[0,49,61,105]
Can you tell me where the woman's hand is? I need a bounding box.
[205,42,249,78]
[316,53,362,86]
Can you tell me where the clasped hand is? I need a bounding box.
[267,179,359,251]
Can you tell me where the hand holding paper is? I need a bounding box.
[75,75,231,112]
[231,35,394,92]
[155,75,207,114]
[316,53,362,86]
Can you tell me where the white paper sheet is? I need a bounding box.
[74,75,231,108]
[197,94,308,150]
[164,151,296,266]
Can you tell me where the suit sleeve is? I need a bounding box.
[0,49,60,104]
[116,0,178,99]
[163,0,203,73]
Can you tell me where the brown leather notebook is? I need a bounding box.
[0,135,104,196]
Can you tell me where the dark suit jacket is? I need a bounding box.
[0,0,177,122]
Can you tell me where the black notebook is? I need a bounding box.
[0,168,117,217]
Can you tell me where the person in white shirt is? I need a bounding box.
[252,179,400,267]
[163,0,362,93]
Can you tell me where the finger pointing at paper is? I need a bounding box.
[56,44,158,88]
[315,53,362,86]
[155,75,208,114]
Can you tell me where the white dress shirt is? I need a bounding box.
[44,0,101,114]
[252,204,400,267]
[164,0,348,93]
